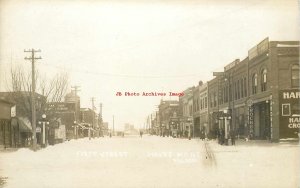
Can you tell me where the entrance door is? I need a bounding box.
[258,102,271,139]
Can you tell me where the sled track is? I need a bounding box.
[204,140,217,166]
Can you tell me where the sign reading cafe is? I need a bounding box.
[279,89,300,138]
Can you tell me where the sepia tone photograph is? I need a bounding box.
[0,0,299,187]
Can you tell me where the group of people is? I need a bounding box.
[217,128,236,145]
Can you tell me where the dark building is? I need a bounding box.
[46,102,76,141]
[0,91,46,147]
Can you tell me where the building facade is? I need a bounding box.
[179,87,194,138]
[158,100,180,137]
[208,38,300,142]
[0,99,17,148]
[199,82,209,137]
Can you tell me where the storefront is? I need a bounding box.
[246,98,271,140]
[11,117,32,147]
[234,106,246,137]
[0,99,15,148]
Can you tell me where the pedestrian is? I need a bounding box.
[230,129,236,145]
[216,129,220,144]
[221,129,225,145]
[140,131,143,138]
[200,129,205,141]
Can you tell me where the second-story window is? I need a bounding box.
[291,64,300,88]
[261,69,267,92]
[244,77,247,97]
[252,73,257,94]
[241,78,244,98]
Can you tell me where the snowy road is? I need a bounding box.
[0,136,299,188]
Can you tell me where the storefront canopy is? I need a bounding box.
[11,117,32,133]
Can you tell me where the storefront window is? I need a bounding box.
[291,64,299,88]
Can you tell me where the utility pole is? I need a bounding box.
[150,114,152,134]
[99,103,103,137]
[91,97,95,138]
[24,49,41,151]
[71,85,80,139]
[112,115,114,136]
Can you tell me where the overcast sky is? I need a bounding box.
[0,0,299,130]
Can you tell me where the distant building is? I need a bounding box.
[102,122,109,136]
[124,123,138,135]
[80,108,98,137]
[199,82,209,137]
[158,100,180,137]
[179,87,194,138]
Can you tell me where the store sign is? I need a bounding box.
[36,127,42,133]
[248,106,254,138]
[11,105,16,117]
[279,89,300,138]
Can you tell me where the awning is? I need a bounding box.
[11,117,32,133]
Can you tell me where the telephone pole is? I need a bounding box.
[112,115,114,136]
[71,85,80,139]
[24,49,41,151]
[91,97,95,126]
[91,97,95,138]
[99,103,103,137]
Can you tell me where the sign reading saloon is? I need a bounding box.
[279,89,300,138]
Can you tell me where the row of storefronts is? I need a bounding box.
[0,90,107,149]
[152,38,299,142]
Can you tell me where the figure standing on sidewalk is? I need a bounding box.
[230,129,236,145]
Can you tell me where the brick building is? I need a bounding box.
[208,38,300,142]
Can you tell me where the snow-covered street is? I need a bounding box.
[0,136,299,188]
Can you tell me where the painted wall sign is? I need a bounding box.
[279,89,300,138]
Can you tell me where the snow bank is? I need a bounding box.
[0,136,299,188]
